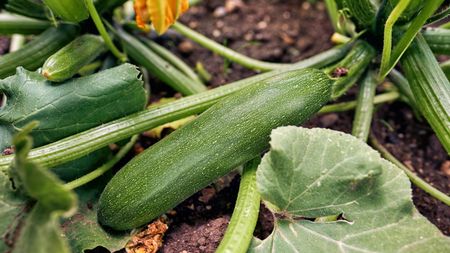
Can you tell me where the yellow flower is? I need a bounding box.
[134,0,189,34]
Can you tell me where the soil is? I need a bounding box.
[1,0,448,252]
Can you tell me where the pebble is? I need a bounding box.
[178,40,195,54]
[440,161,450,176]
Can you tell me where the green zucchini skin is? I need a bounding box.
[43,0,89,23]
[98,68,333,230]
[400,34,450,155]
[0,13,50,35]
[344,0,380,28]
[422,28,450,55]
[0,25,79,79]
[42,34,106,82]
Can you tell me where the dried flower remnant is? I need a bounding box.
[126,218,168,253]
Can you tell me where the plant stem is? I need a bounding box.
[65,135,138,190]
[388,69,420,117]
[216,158,261,253]
[139,36,203,83]
[441,60,450,80]
[0,45,350,171]
[380,0,445,79]
[116,28,207,95]
[426,5,450,25]
[171,22,291,72]
[9,34,25,52]
[379,0,411,80]
[324,0,341,33]
[319,91,399,114]
[370,136,450,206]
[352,70,377,142]
[84,0,126,62]
[331,33,351,44]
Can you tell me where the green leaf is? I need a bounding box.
[9,122,77,253]
[0,172,27,252]
[0,63,147,151]
[251,127,450,252]
[62,179,130,252]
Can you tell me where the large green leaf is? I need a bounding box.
[9,123,77,253]
[0,172,27,252]
[0,63,147,150]
[62,179,130,252]
[251,127,450,252]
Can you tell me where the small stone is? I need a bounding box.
[178,40,194,54]
[225,0,244,12]
[319,113,339,127]
[256,21,268,30]
[212,29,222,38]
[440,161,450,176]
[213,7,227,18]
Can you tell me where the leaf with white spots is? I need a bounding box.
[250,126,450,253]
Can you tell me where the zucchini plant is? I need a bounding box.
[0,0,449,252]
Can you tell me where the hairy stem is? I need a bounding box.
[370,136,450,206]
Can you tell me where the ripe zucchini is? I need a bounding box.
[400,34,450,154]
[0,13,50,35]
[42,34,106,82]
[98,68,333,230]
[43,0,89,23]
[0,25,79,79]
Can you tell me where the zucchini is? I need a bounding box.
[4,0,48,20]
[0,13,50,35]
[400,34,450,154]
[43,0,89,23]
[0,25,79,79]
[98,68,333,230]
[343,0,380,28]
[422,28,450,55]
[42,34,106,82]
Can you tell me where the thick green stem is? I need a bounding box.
[324,0,340,33]
[379,0,411,80]
[0,45,350,171]
[65,135,138,190]
[441,60,450,80]
[172,22,291,72]
[380,0,445,79]
[352,70,377,142]
[139,36,202,83]
[216,158,261,253]
[84,0,126,62]
[370,136,450,206]
[319,91,399,114]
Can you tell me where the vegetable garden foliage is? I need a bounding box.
[0,0,449,252]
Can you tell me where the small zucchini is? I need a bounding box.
[400,34,450,154]
[42,34,106,82]
[0,13,50,35]
[98,68,333,230]
[0,24,79,79]
[343,0,380,28]
[422,28,450,55]
[43,0,89,23]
